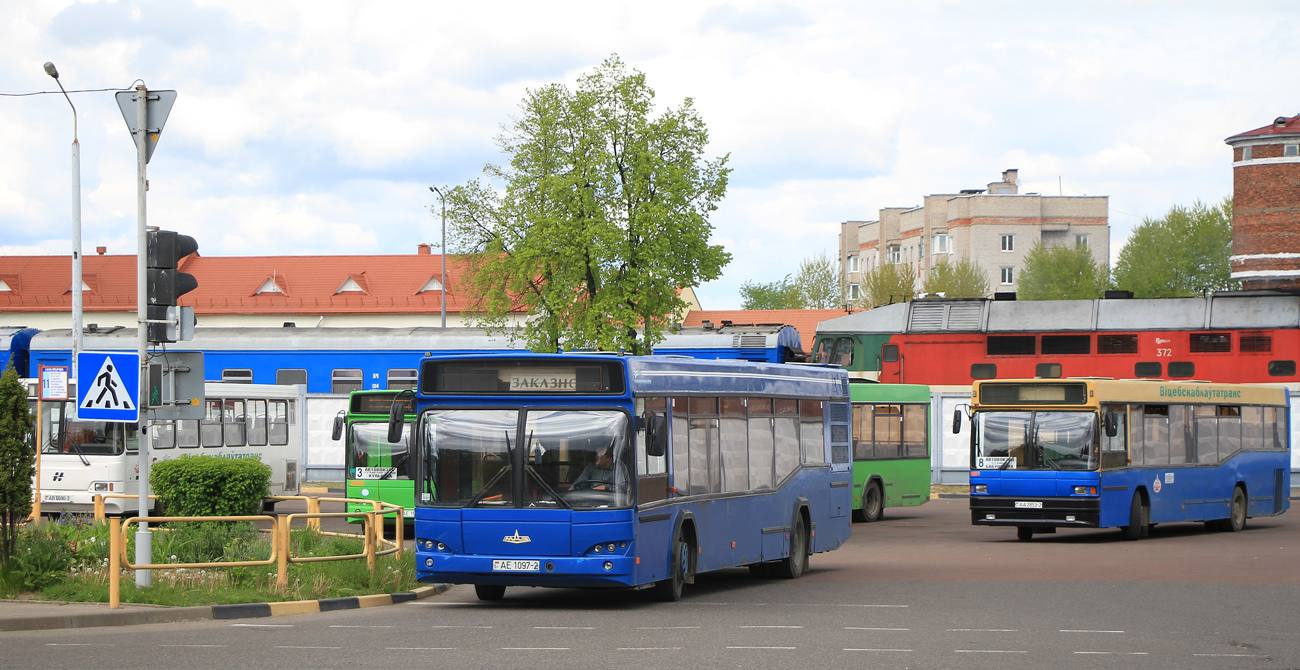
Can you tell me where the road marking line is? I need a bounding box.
[46,643,115,647]
[846,627,910,631]
[955,649,1028,653]
[690,602,907,608]
[637,626,700,630]
[949,628,1017,632]
[844,648,913,652]
[330,625,393,628]
[727,646,796,650]
[231,623,293,628]
[275,646,342,649]
[387,647,455,650]
[429,625,493,629]
[161,645,229,648]
[534,626,595,630]
[1060,629,1124,633]
[502,647,570,650]
[739,625,804,629]
[618,647,683,651]
[1075,651,1148,655]
[1194,653,1262,657]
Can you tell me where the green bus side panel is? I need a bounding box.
[849,383,931,404]
[853,458,931,510]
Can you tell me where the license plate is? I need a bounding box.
[43,494,72,503]
[403,509,414,518]
[1015,501,1043,509]
[493,559,540,572]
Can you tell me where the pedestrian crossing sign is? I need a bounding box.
[77,352,140,422]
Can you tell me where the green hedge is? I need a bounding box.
[151,455,271,517]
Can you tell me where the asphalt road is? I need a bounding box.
[3,498,1297,669]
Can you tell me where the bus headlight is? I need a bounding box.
[423,539,434,550]
[972,484,987,494]
[606,543,616,553]
[1072,486,1095,495]
[424,558,434,568]
[92,482,110,492]
[603,561,613,572]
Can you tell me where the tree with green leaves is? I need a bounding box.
[922,257,990,299]
[861,263,917,308]
[1112,199,1237,297]
[441,55,731,354]
[740,252,841,309]
[1017,242,1109,300]
[739,275,802,310]
[0,362,36,567]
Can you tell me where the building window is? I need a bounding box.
[1286,144,1299,157]
[1000,267,1014,285]
[887,246,901,264]
[222,369,253,384]
[932,233,950,255]
[847,255,860,273]
[388,368,418,390]
[849,283,861,300]
[1075,234,1089,247]
[332,369,363,394]
[1242,146,1252,160]
[1001,235,1014,252]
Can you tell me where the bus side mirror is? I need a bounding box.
[1103,411,1118,438]
[952,409,963,434]
[331,411,345,441]
[644,411,667,457]
[387,400,405,444]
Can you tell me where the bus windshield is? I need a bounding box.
[41,402,138,456]
[420,408,631,510]
[349,421,411,480]
[974,410,1097,471]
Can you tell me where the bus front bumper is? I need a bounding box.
[415,553,637,589]
[970,496,1100,528]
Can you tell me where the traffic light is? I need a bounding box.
[146,230,198,343]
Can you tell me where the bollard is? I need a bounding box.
[365,512,376,571]
[307,497,321,531]
[395,506,404,559]
[277,514,289,590]
[109,517,121,609]
[94,494,105,522]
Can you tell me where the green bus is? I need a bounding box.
[850,382,932,521]
[334,390,416,522]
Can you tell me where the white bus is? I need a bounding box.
[33,382,304,516]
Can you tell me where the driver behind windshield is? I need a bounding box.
[570,445,630,493]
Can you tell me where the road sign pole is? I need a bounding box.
[134,83,152,588]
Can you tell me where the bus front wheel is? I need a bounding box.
[654,528,691,602]
[1016,526,1033,541]
[774,515,809,579]
[474,584,506,601]
[859,482,883,523]
[1122,493,1147,541]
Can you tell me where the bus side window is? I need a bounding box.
[1100,404,1127,468]
[811,338,834,365]
[833,337,855,367]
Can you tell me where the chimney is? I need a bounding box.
[96,246,106,255]
[417,243,431,255]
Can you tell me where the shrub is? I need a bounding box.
[151,455,271,517]
[11,523,73,590]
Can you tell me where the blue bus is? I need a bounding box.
[958,378,1290,541]
[394,353,852,600]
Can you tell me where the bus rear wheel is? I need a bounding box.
[859,482,883,523]
[1227,486,1247,532]
[474,584,506,601]
[774,515,808,579]
[1016,526,1033,541]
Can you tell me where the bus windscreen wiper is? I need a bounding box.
[523,431,569,509]
[464,431,514,508]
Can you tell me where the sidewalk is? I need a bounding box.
[0,585,447,632]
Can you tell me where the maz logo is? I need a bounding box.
[1155,338,1171,344]
[503,530,531,544]
[52,472,64,482]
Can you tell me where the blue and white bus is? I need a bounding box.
[395,353,852,601]
[958,378,1290,541]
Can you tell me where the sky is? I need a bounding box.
[2,1,1295,309]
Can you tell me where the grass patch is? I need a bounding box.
[931,484,969,496]
[1,514,418,606]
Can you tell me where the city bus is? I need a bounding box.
[957,378,1290,541]
[34,382,304,516]
[850,382,930,522]
[395,353,852,601]
[334,390,417,522]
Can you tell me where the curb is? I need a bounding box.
[0,585,449,632]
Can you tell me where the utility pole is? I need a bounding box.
[430,186,447,328]
[42,63,82,391]
[133,83,152,587]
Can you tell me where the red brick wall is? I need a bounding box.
[1231,143,1300,289]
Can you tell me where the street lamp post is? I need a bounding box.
[429,186,447,328]
[43,62,83,384]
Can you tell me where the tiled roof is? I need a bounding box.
[682,309,855,349]
[0,252,477,315]
[1226,115,1300,142]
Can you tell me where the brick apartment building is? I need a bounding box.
[838,169,1110,304]
[1225,115,1300,290]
